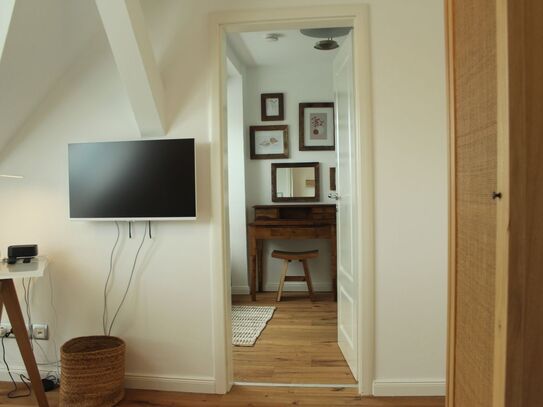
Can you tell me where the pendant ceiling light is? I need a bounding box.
[314,38,339,50]
[300,27,351,51]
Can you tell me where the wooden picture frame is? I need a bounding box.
[330,167,336,191]
[299,102,335,151]
[249,125,289,159]
[261,93,284,121]
[271,162,320,202]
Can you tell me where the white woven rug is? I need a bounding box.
[232,305,276,347]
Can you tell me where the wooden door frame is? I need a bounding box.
[209,5,375,395]
[445,1,456,405]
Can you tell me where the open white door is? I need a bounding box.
[333,31,358,380]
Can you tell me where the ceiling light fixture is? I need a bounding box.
[314,38,339,51]
[300,27,351,51]
[0,174,23,179]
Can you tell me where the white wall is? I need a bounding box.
[0,0,100,151]
[0,0,447,396]
[368,1,447,392]
[242,63,337,292]
[0,0,15,61]
[0,30,215,391]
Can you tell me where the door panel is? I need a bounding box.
[333,31,358,380]
[450,0,497,406]
[502,1,543,405]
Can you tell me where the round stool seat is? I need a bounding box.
[271,249,319,261]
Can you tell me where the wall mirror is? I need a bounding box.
[271,162,320,202]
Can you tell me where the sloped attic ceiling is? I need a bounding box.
[0,0,101,153]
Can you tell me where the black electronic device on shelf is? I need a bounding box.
[7,244,38,264]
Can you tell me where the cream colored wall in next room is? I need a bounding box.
[231,61,338,294]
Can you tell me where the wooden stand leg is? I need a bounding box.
[302,260,314,299]
[0,280,49,407]
[276,260,289,302]
[257,240,264,293]
[250,255,257,301]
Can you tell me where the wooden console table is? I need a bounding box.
[247,204,336,301]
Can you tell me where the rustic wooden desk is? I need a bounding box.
[247,204,336,301]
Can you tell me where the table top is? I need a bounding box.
[0,256,48,280]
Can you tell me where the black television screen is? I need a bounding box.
[68,138,196,220]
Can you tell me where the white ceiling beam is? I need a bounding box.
[96,0,166,137]
[0,0,16,63]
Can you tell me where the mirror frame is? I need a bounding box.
[271,162,320,202]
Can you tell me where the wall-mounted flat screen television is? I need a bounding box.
[68,138,196,220]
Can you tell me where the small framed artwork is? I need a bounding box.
[299,102,335,151]
[250,125,289,159]
[261,93,284,121]
[330,167,336,191]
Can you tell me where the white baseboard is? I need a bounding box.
[125,373,215,394]
[372,380,445,397]
[231,285,250,295]
[0,367,216,395]
[0,366,55,382]
[264,282,332,292]
[231,283,332,294]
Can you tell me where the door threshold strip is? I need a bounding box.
[234,381,358,388]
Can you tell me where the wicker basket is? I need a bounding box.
[60,336,125,407]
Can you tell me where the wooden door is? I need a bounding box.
[448,1,543,406]
[333,31,358,380]
[447,0,498,406]
[497,1,543,406]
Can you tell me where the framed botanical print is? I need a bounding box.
[299,102,335,151]
[250,125,289,159]
[261,93,284,121]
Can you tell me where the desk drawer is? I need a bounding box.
[255,208,279,220]
[312,213,336,220]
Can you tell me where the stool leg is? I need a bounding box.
[277,260,289,301]
[302,259,314,299]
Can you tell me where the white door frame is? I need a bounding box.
[209,5,375,395]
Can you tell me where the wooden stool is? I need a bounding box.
[271,250,319,301]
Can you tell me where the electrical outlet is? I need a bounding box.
[0,323,12,338]
[0,323,46,339]
[32,324,48,340]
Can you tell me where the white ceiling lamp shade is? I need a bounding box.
[300,27,352,51]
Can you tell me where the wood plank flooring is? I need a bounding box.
[232,292,356,384]
[0,293,445,406]
[0,385,445,406]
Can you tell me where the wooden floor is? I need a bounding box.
[0,293,446,406]
[232,292,356,384]
[0,385,445,407]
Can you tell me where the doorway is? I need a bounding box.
[225,25,360,387]
[210,5,374,395]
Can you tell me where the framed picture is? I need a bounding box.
[261,93,284,121]
[250,125,289,159]
[299,102,335,151]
